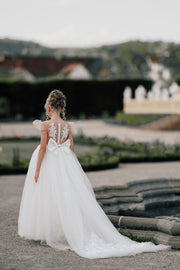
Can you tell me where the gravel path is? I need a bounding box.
[1,121,180,269]
[87,161,180,187]
[1,120,180,145]
[1,161,180,269]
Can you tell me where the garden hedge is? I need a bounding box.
[0,78,153,119]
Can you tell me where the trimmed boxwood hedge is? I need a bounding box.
[0,156,120,175]
[0,78,153,119]
[74,135,180,162]
[0,167,27,175]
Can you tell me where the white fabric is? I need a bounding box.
[18,121,170,259]
[48,123,57,141]
[32,119,42,130]
[33,119,69,144]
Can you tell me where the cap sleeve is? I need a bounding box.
[33,120,47,131]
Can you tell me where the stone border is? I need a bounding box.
[108,215,180,249]
[94,178,180,216]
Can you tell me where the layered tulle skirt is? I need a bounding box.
[18,139,170,259]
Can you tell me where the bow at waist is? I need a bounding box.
[47,138,71,154]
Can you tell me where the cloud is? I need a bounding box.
[84,25,114,46]
[1,0,180,47]
[31,25,117,48]
[34,24,82,47]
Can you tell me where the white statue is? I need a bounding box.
[124,86,132,100]
[135,85,146,101]
[151,82,161,101]
[147,90,153,100]
[169,82,179,96]
[161,88,169,101]
[169,82,180,100]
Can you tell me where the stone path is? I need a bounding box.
[1,121,180,269]
[1,161,180,269]
[87,161,180,187]
[1,120,180,145]
[74,120,180,145]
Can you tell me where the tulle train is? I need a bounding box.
[18,141,170,259]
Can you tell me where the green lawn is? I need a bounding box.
[0,141,98,165]
[104,112,169,126]
[1,134,180,174]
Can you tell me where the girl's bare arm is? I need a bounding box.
[35,127,47,182]
[68,124,74,152]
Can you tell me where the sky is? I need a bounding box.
[0,0,180,48]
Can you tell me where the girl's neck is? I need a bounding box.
[50,113,61,121]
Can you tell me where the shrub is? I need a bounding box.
[79,154,120,171]
[0,78,153,119]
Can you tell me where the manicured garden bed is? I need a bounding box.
[75,134,180,162]
[1,133,180,175]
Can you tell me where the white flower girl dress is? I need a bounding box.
[18,120,170,259]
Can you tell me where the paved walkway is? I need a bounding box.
[1,161,180,269]
[87,160,180,187]
[1,120,180,145]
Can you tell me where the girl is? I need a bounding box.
[18,90,170,259]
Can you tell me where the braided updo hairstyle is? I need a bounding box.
[45,90,66,120]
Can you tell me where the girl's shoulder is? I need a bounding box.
[33,119,74,132]
[42,120,50,125]
[41,120,50,130]
[42,119,70,130]
[33,119,48,131]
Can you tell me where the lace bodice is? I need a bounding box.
[33,120,69,144]
[48,122,69,144]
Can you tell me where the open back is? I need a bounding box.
[47,121,69,144]
[33,119,70,145]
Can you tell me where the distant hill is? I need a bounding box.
[0,38,180,79]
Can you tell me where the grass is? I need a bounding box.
[1,134,180,175]
[0,154,119,175]
[104,111,169,126]
[75,134,180,162]
[78,154,120,171]
[0,140,97,165]
[0,137,119,174]
[118,229,156,244]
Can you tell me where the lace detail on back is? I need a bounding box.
[61,124,69,142]
[48,123,57,141]
[48,122,69,144]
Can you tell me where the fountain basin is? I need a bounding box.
[94,178,180,217]
[94,178,180,249]
[108,215,180,249]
